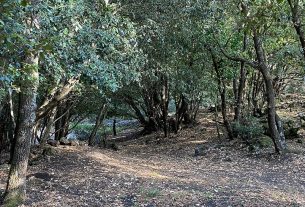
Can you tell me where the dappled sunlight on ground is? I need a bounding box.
[262,188,305,204]
[86,151,169,180]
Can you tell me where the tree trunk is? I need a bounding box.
[54,101,72,140]
[253,30,287,153]
[219,87,233,140]
[287,0,305,61]
[40,107,57,145]
[0,88,16,157]
[209,48,233,140]
[35,77,79,122]
[54,107,63,141]
[112,118,117,136]
[252,72,262,116]
[215,95,222,141]
[4,53,39,205]
[161,76,169,137]
[0,102,13,155]
[88,104,107,146]
[174,95,188,133]
[124,95,147,125]
[234,33,247,121]
[124,95,158,134]
[261,69,286,153]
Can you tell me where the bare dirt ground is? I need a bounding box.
[1,112,305,207]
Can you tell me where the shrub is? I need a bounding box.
[232,116,264,141]
[232,116,276,151]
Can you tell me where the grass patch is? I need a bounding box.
[72,123,131,136]
[201,191,214,199]
[2,193,23,207]
[140,188,161,198]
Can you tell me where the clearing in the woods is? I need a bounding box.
[1,112,304,207]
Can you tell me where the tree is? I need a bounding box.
[1,0,143,205]
[213,1,294,152]
[287,0,305,61]
[3,0,40,205]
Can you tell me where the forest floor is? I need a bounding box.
[1,112,305,207]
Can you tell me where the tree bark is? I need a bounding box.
[35,77,79,122]
[234,33,247,121]
[161,76,169,137]
[40,107,57,145]
[0,101,12,155]
[215,94,222,141]
[112,118,117,136]
[54,101,72,140]
[124,94,159,134]
[4,0,40,203]
[287,0,305,61]
[88,104,107,146]
[253,30,287,153]
[4,53,39,205]
[174,95,188,133]
[0,88,16,157]
[209,48,234,140]
[124,95,147,125]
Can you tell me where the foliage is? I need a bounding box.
[232,116,264,141]
[73,122,131,137]
[37,0,144,92]
[141,187,161,198]
[2,0,305,205]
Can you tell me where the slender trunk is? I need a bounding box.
[253,30,286,153]
[0,89,16,158]
[54,107,63,141]
[215,96,221,141]
[54,101,72,140]
[234,61,246,121]
[233,78,238,102]
[124,93,159,134]
[0,98,14,155]
[275,113,287,149]
[174,96,182,133]
[36,77,79,122]
[124,96,147,125]
[161,77,169,137]
[40,107,57,145]
[9,92,22,164]
[287,0,305,61]
[175,95,188,132]
[112,118,117,136]
[4,53,39,205]
[261,69,285,153]
[88,104,107,146]
[219,88,233,140]
[247,73,254,114]
[192,101,200,121]
[209,48,233,140]
[252,73,260,116]
[234,33,247,121]
[8,88,16,131]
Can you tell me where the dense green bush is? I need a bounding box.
[232,116,275,151]
[232,116,264,141]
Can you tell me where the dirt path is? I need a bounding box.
[1,114,305,206]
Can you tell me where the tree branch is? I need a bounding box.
[216,42,258,68]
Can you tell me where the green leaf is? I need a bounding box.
[21,0,29,7]
[63,28,69,35]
